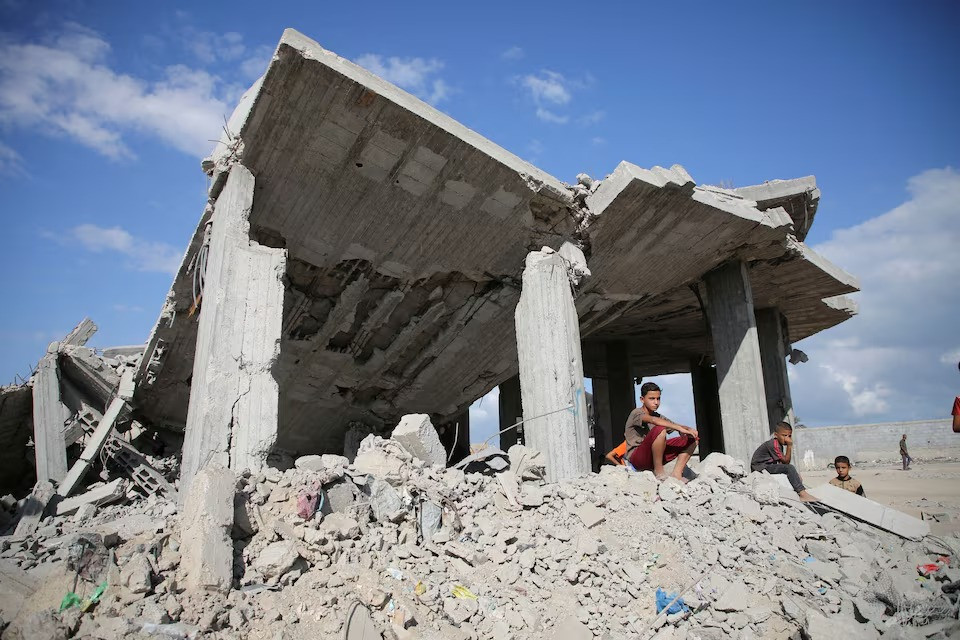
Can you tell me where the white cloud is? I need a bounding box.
[0,140,26,176]
[579,110,605,125]
[790,167,960,425]
[113,303,145,313]
[535,107,568,124]
[354,54,452,105]
[521,70,571,105]
[54,223,182,275]
[240,44,274,80]
[591,136,606,146]
[501,46,524,61]
[0,24,234,159]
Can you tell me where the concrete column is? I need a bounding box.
[498,375,523,450]
[605,341,636,451]
[592,378,612,457]
[181,164,287,498]
[702,261,769,464]
[515,249,590,482]
[452,410,470,463]
[690,360,723,457]
[756,307,795,430]
[32,352,69,484]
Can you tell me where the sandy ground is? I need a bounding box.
[801,460,960,522]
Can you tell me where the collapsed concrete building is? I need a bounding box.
[111,28,859,494]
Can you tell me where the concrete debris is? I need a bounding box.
[54,478,128,517]
[0,433,953,640]
[390,414,446,467]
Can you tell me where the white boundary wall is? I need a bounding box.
[794,419,958,470]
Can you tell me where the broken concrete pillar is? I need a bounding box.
[180,465,235,593]
[756,307,795,430]
[605,341,635,453]
[62,318,98,347]
[690,359,723,457]
[391,414,445,467]
[498,375,522,451]
[702,261,769,464]
[181,164,287,497]
[515,249,590,482]
[31,353,68,484]
[58,345,121,409]
[57,397,127,498]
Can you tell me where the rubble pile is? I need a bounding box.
[2,425,958,640]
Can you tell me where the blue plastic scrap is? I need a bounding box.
[655,588,690,615]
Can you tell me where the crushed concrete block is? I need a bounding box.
[699,453,745,479]
[54,478,128,516]
[253,541,301,579]
[180,465,234,593]
[724,492,764,523]
[365,477,404,522]
[747,472,782,505]
[714,582,750,612]
[391,414,445,466]
[122,554,153,594]
[322,480,358,514]
[295,454,349,473]
[550,615,592,640]
[321,513,361,540]
[575,504,606,528]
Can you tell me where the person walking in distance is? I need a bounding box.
[900,433,912,471]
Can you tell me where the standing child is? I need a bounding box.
[624,382,698,481]
[750,422,817,502]
[829,456,865,496]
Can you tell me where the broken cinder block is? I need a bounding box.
[390,414,446,467]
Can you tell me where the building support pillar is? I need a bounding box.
[498,375,523,451]
[32,351,69,484]
[516,250,590,482]
[605,341,636,453]
[756,307,796,430]
[702,261,769,465]
[690,359,723,457]
[181,164,287,499]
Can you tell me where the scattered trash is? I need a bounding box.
[655,588,689,615]
[451,585,477,600]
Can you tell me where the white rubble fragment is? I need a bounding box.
[253,540,301,579]
[390,414,446,467]
[180,465,234,593]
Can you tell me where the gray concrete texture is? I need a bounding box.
[132,28,861,463]
[794,419,959,470]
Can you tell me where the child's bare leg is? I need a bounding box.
[670,440,697,482]
[797,490,817,502]
[651,430,668,478]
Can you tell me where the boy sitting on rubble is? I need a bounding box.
[750,422,816,502]
[829,455,865,496]
[624,382,698,481]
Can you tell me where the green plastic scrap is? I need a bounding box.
[59,580,108,613]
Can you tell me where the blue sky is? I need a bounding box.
[1,1,958,444]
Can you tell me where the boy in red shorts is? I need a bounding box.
[624,382,698,481]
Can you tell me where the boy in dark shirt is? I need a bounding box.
[750,422,816,502]
[829,456,864,496]
[624,382,698,481]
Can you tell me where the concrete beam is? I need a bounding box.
[498,375,522,451]
[31,353,68,484]
[181,164,286,497]
[58,345,122,412]
[57,397,127,498]
[516,249,590,482]
[756,307,795,430]
[62,318,98,347]
[703,262,769,464]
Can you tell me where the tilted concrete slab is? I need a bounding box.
[809,482,930,540]
[133,28,860,459]
[733,176,820,241]
[136,29,579,455]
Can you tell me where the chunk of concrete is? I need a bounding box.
[575,504,606,529]
[365,477,404,522]
[54,478,128,516]
[391,414,446,466]
[253,541,301,579]
[809,482,930,539]
[180,465,235,593]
